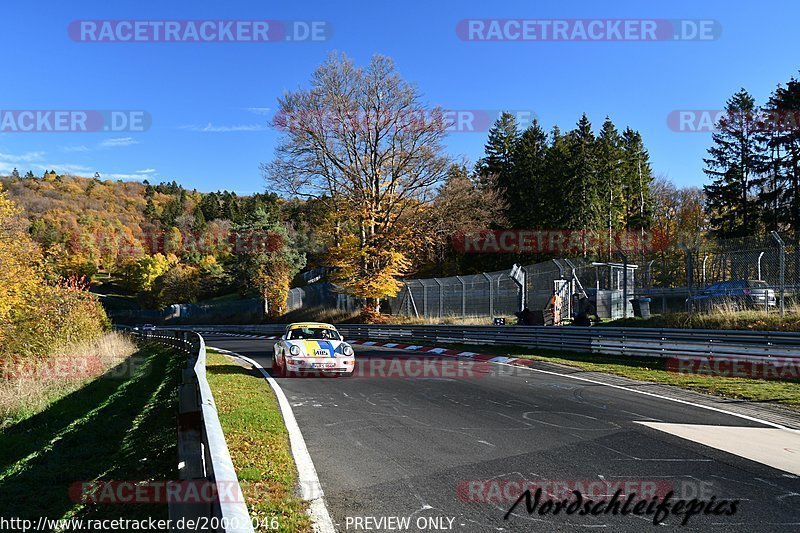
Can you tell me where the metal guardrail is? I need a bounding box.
[191,324,800,361]
[131,329,254,533]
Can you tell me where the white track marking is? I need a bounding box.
[210,347,336,533]
[490,360,799,433]
[351,337,798,433]
[635,423,800,475]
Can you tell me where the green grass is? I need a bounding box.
[601,309,800,332]
[205,350,311,532]
[381,340,800,408]
[0,343,181,522]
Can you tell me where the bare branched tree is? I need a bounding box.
[262,53,451,311]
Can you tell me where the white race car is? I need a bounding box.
[272,322,355,376]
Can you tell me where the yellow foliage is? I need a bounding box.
[0,186,109,359]
[326,233,410,301]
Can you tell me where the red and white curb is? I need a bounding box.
[349,339,540,368]
[207,334,541,372]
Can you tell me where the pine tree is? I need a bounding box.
[143,197,158,221]
[476,112,520,191]
[543,126,572,228]
[703,89,766,238]
[193,205,207,231]
[159,196,182,227]
[200,192,221,221]
[595,118,625,246]
[507,119,549,228]
[759,76,800,234]
[564,114,599,231]
[620,128,654,229]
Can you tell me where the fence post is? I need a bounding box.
[771,231,785,317]
[680,244,694,305]
[457,276,466,316]
[434,278,444,318]
[483,272,494,318]
[406,281,420,318]
[622,254,628,319]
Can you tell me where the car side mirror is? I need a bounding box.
[281,334,287,340]
[339,334,345,341]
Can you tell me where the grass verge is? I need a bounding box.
[0,343,181,522]
[0,332,138,427]
[602,309,800,331]
[205,349,311,533]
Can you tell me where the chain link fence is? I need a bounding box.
[114,231,798,324]
[671,231,797,315]
[279,232,799,322]
[384,259,637,322]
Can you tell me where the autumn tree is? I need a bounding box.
[0,186,108,359]
[232,207,305,317]
[419,163,506,275]
[263,53,451,312]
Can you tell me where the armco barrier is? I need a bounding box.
[191,324,800,362]
[132,329,254,533]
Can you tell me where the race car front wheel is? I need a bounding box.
[274,354,285,377]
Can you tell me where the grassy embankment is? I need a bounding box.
[205,349,311,533]
[0,335,182,523]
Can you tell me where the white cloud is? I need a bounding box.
[135,168,156,174]
[0,151,45,162]
[100,172,152,181]
[32,163,94,174]
[245,107,272,115]
[99,137,140,148]
[179,122,268,133]
[61,145,90,153]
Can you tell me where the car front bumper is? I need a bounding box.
[286,357,356,373]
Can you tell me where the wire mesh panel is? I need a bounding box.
[681,233,790,314]
[494,272,521,315]
[286,232,795,319]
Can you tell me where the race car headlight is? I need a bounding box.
[343,345,354,356]
[289,345,301,356]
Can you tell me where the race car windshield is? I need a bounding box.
[287,327,339,340]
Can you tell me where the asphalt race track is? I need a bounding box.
[202,333,800,532]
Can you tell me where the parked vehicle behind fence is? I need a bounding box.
[686,280,776,312]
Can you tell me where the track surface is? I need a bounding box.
[204,333,800,532]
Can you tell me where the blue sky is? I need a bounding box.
[0,0,797,193]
